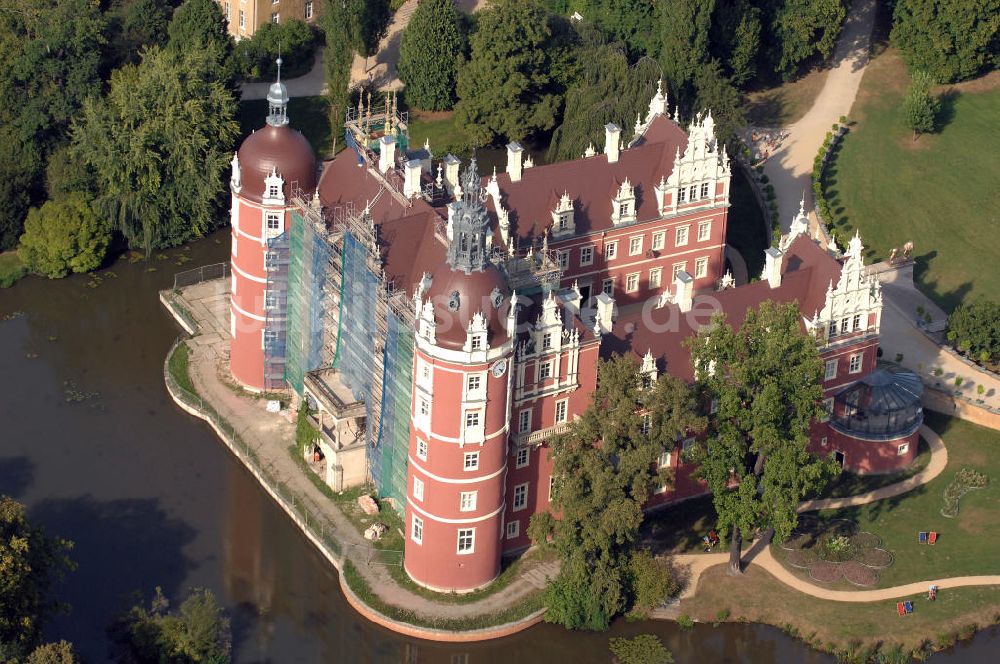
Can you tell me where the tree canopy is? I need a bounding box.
[947,299,1000,366]
[0,496,75,650]
[547,45,661,162]
[688,301,834,573]
[235,18,318,81]
[657,0,714,99]
[321,0,357,125]
[456,0,571,146]
[398,0,467,111]
[902,69,941,138]
[891,0,1000,83]
[73,46,239,255]
[767,0,846,79]
[113,587,231,663]
[533,354,702,630]
[18,194,111,278]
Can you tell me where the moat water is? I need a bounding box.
[1,233,997,662]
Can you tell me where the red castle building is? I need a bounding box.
[228,75,923,592]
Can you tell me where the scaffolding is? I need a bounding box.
[263,230,289,391]
[284,209,337,394]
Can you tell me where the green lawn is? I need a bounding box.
[239,96,333,158]
[0,251,26,288]
[825,49,1000,311]
[407,110,473,159]
[746,66,829,127]
[796,412,1000,588]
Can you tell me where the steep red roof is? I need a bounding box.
[606,235,843,380]
[486,115,688,242]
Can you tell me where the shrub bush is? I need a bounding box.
[235,19,317,81]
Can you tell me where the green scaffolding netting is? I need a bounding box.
[285,212,333,393]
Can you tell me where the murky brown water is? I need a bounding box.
[1,232,996,662]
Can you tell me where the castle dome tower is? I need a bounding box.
[229,59,317,391]
[405,160,517,592]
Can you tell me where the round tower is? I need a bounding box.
[229,59,317,391]
[404,160,517,592]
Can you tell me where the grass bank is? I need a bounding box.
[746,67,829,127]
[681,565,1000,657]
[0,252,26,288]
[800,413,1000,588]
[825,49,1000,311]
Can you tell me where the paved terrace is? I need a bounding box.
[162,278,556,639]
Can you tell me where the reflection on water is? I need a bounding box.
[0,231,996,662]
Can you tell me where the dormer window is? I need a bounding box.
[552,192,575,235]
[268,184,279,198]
[611,178,636,225]
[542,332,552,350]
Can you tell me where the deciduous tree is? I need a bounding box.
[547,45,660,162]
[892,0,1000,83]
[73,47,239,255]
[534,355,702,629]
[902,69,941,139]
[398,0,467,111]
[692,59,746,146]
[166,0,238,89]
[114,588,231,663]
[947,299,1000,366]
[0,496,75,650]
[688,301,835,574]
[455,0,566,146]
[768,0,846,78]
[18,194,111,278]
[658,0,715,98]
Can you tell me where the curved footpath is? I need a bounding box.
[675,425,1000,602]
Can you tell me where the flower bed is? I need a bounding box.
[780,517,892,587]
[941,468,989,518]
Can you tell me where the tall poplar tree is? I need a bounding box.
[688,301,835,574]
[398,0,467,111]
[658,0,715,99]
[535,354,703,629]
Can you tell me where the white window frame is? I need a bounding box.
[672,262,687,279]
[506,520,520,539]
[604,241,617,260]
[513,483,528,511]
[649,267,662,289]
[465,372,485,400]
[264,290,277,310]
[417,438,428,461]
[548,475,555,502]
[239,9,245,29]
[897,442,910,456]
[678,187,687,204]
[700,182,710,199]
[821,397,834,422]
[626,272,640,292]
[849,353,863,374]
[698,221,711,242]
[457,528,475,554]
[539,362,552,380]
[470,334,483,350]
[516,447,529,468]
[463,451,479,471]
[629,236,643,256]
[411,515,423,544]
[602,278,614,295]
[651,231,665,251]
[675,226,689,247]
[459,490,477,512]
[580,245,594,266]
[518,409,532,434]
[304,1,313,19]
[825,359,838,381]
[555,399,568,423]
[695,257,708,278]
[658,450,671,468]
[413,476,424,501]
[853,313,862,331]
[557,249,569,270]
[542,332,553,350]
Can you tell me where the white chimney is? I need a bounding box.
[604,123,621,163]
[595,292,616,334]
[764,247,783,289]
[506,141,524,182]
[379,135,396,174]
[561,284,581,321]
[443,154,461,196]
[674,270,693,313]
[403,159,422,198]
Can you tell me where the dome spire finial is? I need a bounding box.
[266,54,289,127]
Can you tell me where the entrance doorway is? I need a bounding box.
[578,284,591,307]
[834,450,846,468]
